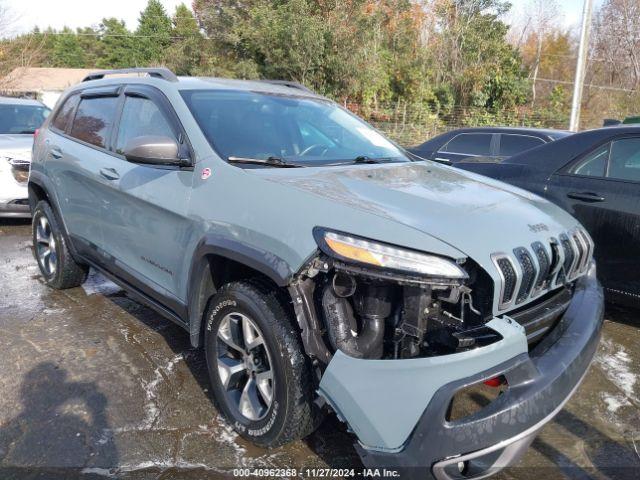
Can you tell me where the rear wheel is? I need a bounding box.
[204,280,319,447]
[32,200,88,289]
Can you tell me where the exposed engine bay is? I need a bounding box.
[289,254,501,364]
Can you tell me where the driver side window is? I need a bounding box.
[115,96,176,155]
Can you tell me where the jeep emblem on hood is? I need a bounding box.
[528,223,549,233]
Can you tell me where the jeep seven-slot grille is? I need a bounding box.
[492,229,592,312]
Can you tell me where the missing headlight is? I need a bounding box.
[306,255,498,360]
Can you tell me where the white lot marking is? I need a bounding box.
[80,467,117,478]
[595,338,638,403]
[42,308,64,315]
[601,392,631,413]
[82,269,122,296]
[141,353,184,429]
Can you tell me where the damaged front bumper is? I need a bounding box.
[318,262,604,479]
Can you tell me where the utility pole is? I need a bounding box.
[569,0,594,132]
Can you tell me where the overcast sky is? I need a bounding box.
[1,0,602,37]
[2,0,187,36]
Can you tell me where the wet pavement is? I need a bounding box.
[1,218,639,479]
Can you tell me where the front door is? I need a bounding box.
[545,136,640,300]
[97,86,194,314]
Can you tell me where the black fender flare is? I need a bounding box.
[186,233,294,347]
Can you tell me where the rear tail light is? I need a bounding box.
[34,128,39,138]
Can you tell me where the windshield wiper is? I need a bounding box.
[352,155,382,164]
[17,129,36,134]
[227,156,305,168]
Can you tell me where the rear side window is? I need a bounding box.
[51,94,80,132]
[442,133,492,156]
[499,134,545,156]
[115,96,176,154]
[608,138,640,182]
[571,144,608,177]
[69,97,119,148]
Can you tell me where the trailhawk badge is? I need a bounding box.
[201,168,212,180]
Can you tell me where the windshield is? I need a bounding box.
[0,104,50,134]
[180,90,409,166]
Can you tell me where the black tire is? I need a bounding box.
[204,279,319,448]
[32,200,88,289]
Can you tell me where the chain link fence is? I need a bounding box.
[346,102,626,147]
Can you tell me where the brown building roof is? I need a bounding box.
[0,67,96,92]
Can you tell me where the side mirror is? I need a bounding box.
[123,135,186,166]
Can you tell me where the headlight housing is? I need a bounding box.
[314,229,467,280]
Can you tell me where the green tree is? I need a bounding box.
[97,18,136,68]
[77,27,102,67]
[51,27,86,67]
[165,3,204,75]
[136,0,173,65]
[433,0,528,110]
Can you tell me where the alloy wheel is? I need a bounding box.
[216,312,274,421]
[35,215,57,276]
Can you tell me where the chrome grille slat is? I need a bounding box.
[576,229,591,273]
[531,241,550,292]
[571,230,587,276]
[492,253,520,310]
[558,233,576,281]
[514,247,536,304]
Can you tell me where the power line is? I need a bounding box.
[14,31,202,40]
[536,77,636,93]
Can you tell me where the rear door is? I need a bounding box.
[435,132,495,163]
[45,87,120,258]
[545,136,640,298]
[97,85,195,312]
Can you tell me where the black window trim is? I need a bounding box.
[66,88,122,153]
[558,133,640,185]
[47,84,194,170]
[111,84,195,169]
[49,92,81,135]
[440,132,496,157]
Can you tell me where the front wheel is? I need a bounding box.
[204,280,319,447]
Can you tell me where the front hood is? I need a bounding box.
[252,161,581,271]
[0,134,34,162]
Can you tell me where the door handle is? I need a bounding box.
[99,167,120,181]
[567,191,605,202]
[50,148,63,159]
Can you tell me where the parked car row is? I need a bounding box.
[0,97,50,218]
[25,68,605,479]
[407,126,571,163]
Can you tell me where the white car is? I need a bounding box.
[0,97,50,218]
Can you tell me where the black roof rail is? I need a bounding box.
[82,68,178,83]
[261,79,314,94]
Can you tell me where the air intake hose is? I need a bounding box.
[321,282,386,359]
